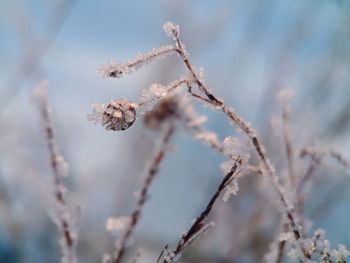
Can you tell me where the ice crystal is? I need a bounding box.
[163,22,180,39]
[55,154,69,178]
[97,45,176,78]
[186,115,208,127]
[330,244,350,261]
[223,136,246,156]
[138,84,168,114]
[220,160,233,175]
[87,103,107,124]
[106,216,131,232]
[139,76,191,115]
[194,131,220,149]
[222,177,239,202]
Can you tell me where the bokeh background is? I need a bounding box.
[0,0,350,262]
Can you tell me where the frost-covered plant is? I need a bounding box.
[33,81,78,263]
[103,123,175,263]
[88,22,350,263]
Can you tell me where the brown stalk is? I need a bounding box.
[275,95,296,263]
[161,157,242,262]
[37,92,76,262]
[113,125,175,263]
[281,103,296,188]
[173,34,302,242]
[108,47,178,78]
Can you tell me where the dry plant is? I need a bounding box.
[86,22,350,263]
[14,19,350,263]
[33,81,78,263]
[82,22,350,263]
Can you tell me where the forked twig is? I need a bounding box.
[111,125,175,263]
[160,157,243,262]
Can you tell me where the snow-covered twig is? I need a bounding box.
[33,81,77,263]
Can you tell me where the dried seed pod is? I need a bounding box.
[143,96,180,129]
[101,99,136,131]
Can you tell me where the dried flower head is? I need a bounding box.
[88,99,137,131]
[102,99,137,131]
[143,96,181,129]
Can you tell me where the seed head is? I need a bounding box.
[102,99,137,131]
[143,96,181,129]
[88,99,137,131]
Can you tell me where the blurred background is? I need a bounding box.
[0,0,350,262]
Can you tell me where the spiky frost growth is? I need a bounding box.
[222,178,239,202]
[106,216,131,232]
[219,137,250,202]
[285,229,350,262]
[330,244,350,262]
[163,22,180,39]
[87,103,107,124]
[138,84,169,114]
[97,45,177,78]
[138,77,191,114]
[33,81,77,263]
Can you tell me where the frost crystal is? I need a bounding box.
[222,137,250,165]
[330,244,350,261]
[163,22,180,39]
[194,131,220,149]
[138,76,191,115]
[32,80,49,104]
[55,154,69,177]
[97,45,176,78]
[223,137,241,155]
[220,159,235,175]
[222,177,239,202]
[186,115,207,127]
[87,103,106,124]
[138,84,168,114]
[106,216,130,232]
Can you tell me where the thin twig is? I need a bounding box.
[275,94,296,262]
[113,125,175,263]
[173,33,303,242]
[161,157,243,262]
[35,83,76,263]
[281,101,296,188]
